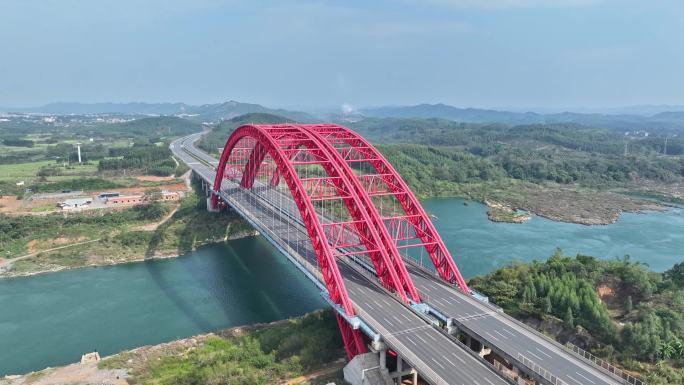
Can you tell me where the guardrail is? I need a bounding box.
[564,343,645,385]
[517,353,568,385]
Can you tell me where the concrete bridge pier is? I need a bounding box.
[206,197,219,212]
[446,318,459,335]
[389,354,418,385]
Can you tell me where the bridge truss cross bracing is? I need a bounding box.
[211,124,471,357]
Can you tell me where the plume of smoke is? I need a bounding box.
[341,103,354,115]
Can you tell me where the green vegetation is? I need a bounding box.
[99,145,178,176]
[0,180,253,277]
[348,119,684,191]
[1,138,34,147]
[0,202,171,258]
[0,115,194,197]
[99,310,344,385]
[469,252,684,384]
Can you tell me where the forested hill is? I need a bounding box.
[469,255,684,384]
[4,101,315,123]
[361,103,684,134]
[343,118,684,196]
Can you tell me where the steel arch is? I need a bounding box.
[211,124,426,357]
[296,124,422,302]
[304,124,471,293]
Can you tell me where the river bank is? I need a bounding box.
[0,191,256,279]
[0,311,345,385]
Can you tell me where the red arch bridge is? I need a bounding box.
[171,124,632,385]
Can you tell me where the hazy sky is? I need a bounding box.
[1,0,682,109]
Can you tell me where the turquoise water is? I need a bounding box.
[1,199,682,375]
[422,198,684,278]
[0,237,324,376]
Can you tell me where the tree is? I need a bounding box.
[665,262,684,288]
[625,295,633,314]
[658,342,675,360]
[672,339,684,359]
[564,307,574,328]
[543,296,552,314]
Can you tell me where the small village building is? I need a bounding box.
[105,195,143,204]
[97,192,120,201]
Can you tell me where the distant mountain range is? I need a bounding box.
[3,101,683,133]
[361,104,684,133]
[1,101,315,123]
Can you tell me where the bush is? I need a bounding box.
[134,202,169,221]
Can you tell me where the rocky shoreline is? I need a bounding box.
[484,200,531,223]
[480,188,668,226]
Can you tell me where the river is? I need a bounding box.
[421,198,683,277]
[1,199,682,376]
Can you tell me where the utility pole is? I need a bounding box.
[76,143,82,163]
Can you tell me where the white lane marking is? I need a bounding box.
[483,378,496,385]
[574,371,596,384]
[415,334,428,344]
[535,347,553,359]
[566,375,583,385]
[382,317,394,327]
[444,357,457,367]
[431,298,444,307]
[381,298,392,307]
[364,302,374,311]
[485,331,499,341]
[451,352,466,364]
[392,315,401,324]
[494,330,508,339]
[400,313,412,322]
[502,328,516,337]
[407,337,417,346]
[432,358,446,370]
[426,332,437,342]
[526,350,544,362]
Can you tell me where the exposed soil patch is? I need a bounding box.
[0,196,23,213]
[135,175,175,182]
[597,284,616,302]
[95,183,187,196]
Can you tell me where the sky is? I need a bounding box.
[0,0,683,110]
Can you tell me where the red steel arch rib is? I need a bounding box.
[296,124,421,302]
[211,124,424,357]
[305,124,471,293]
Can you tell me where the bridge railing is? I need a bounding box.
[564,343,645,385]
[517,353,568,385]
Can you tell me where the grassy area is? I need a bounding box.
[0,160,54,179]
[98,310,345,385]
[0,202,173,260]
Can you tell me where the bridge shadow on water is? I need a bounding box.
[142,195,224,333]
